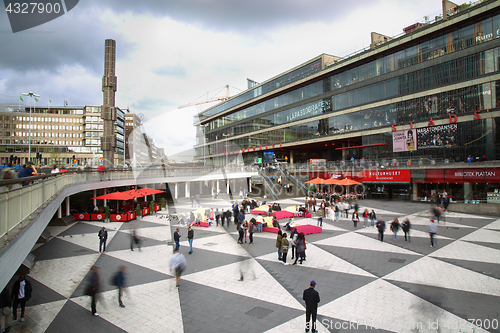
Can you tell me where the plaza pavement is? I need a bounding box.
[4,197,500,333]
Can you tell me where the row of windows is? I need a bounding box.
[199,11,500,123]
[205,49,498,143]
[0,116,83,123]
[0,140,83,145]
[198,81,496,155]
[6,124,82,130]
[0,132,83,138]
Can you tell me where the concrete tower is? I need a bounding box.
[101,39,117,168]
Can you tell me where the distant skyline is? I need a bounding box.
[0,0,445,159]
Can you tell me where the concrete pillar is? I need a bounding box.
[464,183,473,202]
[199,181,202,195]
[290,151,294,165]
[93,189,97,207]
[412,183,418,201]
[104,188,107,207]
[58,204,62,218]
[175,183,178,200]
[249,179,252,193]
[226,180,230,194]
[66,196,70,216]
[153,193,155,201]
[185,182,190,198]
[217,180,220,194]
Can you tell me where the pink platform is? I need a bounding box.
[263,224,322,235]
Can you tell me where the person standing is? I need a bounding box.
[237,222,244,244]
[281,233,289,265]
[290,228,298,260]
[376,217,386,242]
[249,221,256,245]
[187,225,194,254]
[215,208,220,226]
[293,232,305,265]
[86,266,101,316]
[303,281,320,333]
[390,218,400,242]
[114,266,126,308]
[363,209,369,228]
[170,250,187,287]
[173,228,182,252]
[11,274,32,322]
[98,227,108,253]
[370,209,376,227]
[428,219,438,247]
[352,211,359,229]
[276,230,283,261]
[0,287,11,333]
[243,220,249,243]
[401,218,411,242]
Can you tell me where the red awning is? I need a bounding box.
[92,191,136,200]
[132,188,165,197]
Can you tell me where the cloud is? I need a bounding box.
[153,64,187,78]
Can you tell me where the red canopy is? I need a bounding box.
[132,188,165,197]
[92,191,136,200]
[305,177,329,184]
[337,178,363,186]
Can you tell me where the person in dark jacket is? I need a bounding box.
[115,266,126,308]
[303,280,320,333]
[187,225,194,254]
[1,287,12,332]
[11,274,32,322]
[98,227,108,253]
[376,217,386,242]
[173,228,182,252]
[87,266,101,316]
[401,218,411,242]
[237,210,245,225]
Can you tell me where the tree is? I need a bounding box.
[136,204,142,219]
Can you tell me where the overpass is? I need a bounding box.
[0,166,258,291]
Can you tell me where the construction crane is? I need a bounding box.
[178,84,237,109]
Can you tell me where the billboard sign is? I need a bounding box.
[393,129,416,152]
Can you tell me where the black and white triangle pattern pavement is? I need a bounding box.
[4,198,500,333]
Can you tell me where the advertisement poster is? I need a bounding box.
[393,129,416,152]
[416,124,458,149]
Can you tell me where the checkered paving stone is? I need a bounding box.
[5,198,500,333]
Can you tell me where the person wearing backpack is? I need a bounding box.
[401,218,411,242]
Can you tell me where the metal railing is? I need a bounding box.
[277,167,307,195]
[257,169,280,200]
[0,166,259,241]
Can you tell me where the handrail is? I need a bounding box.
[278,167,307,195]
[258,169,280,200]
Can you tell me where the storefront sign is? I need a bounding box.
[73,213,90,220]
[445,168,500,183]
[111,214,128,222]
[362,170,411,182]
[416,123,457,149]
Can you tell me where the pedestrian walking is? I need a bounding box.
[85,266,101,316]
[401,218,411,242]
[130,224,141,251]
[276,229,283,261]
[376,217,385,242]
[352,211,359,229]
[114,266,126,308]
[187,225,194,254]
[11,274,32,322]
[249,220,256,244]
[170,250,187,287]
[363,209,369,227]
[334,204,339,222]
[173,228,182,252]
[428,219,438,247]
[390,218,399,241]
[303,281,320,333]
[243,220,248,243]
[281,233,289,265]
[0,287,11,333]
[215,208,220,226]
[98,227,108,253]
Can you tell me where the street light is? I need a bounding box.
[22,92,40,164]
[222,133,231,166]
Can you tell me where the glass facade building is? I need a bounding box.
[194,1,500,201]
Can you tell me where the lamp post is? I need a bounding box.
[222,133,231,167]
[22,92,40,164]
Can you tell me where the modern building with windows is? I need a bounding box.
[194,0,500,202]
[0,104,126,167]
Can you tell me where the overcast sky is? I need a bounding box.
[0,0,444,160]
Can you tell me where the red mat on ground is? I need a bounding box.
[192,221,209,227]
[263,224,322,235]
[270,211,294,219]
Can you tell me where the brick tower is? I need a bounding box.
[101,39,117,168]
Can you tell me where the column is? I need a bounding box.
[199,181,202,195]
[175,183,178,200]
[185,182,190,198]
[226,180,230,194]
[412,183,418,201]
[216,180,220,194]
[93,189,97,207]
[290,151,294,165]
[464,183,473,202]
[66,196,70,216]
[58,204,62,218]
[103,188,107,207]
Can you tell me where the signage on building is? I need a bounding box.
[362,170,411,182]
[416,123,457,149]
[286,99,331,122]
[392,129,416,152]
